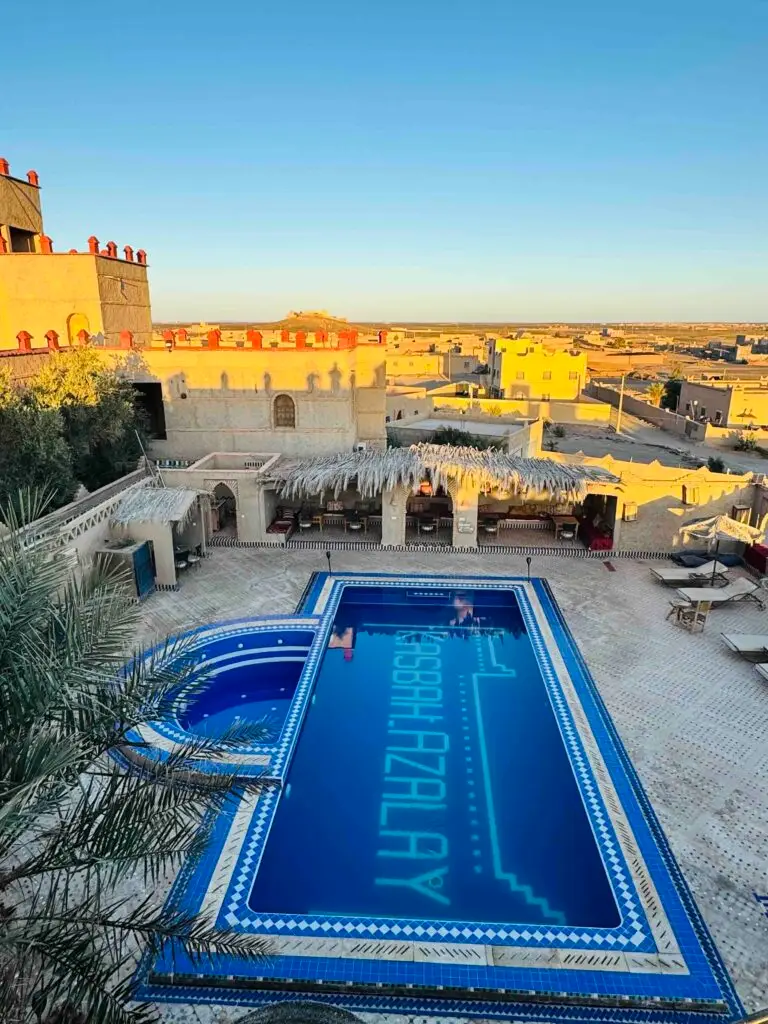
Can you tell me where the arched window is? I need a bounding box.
[273,394,296,428]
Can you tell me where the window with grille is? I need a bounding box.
[543,371,552,381]
[273,394,296,428]
[569,371,578,380]
[516,371,525,380]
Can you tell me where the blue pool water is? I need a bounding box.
[249,586,619,927]
[174,627,314,740]
[137,576,743,1020]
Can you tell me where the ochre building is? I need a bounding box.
[0,157,151,350]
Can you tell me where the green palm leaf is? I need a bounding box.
[0,489,276,1023]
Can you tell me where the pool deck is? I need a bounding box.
[135,547,768,1021]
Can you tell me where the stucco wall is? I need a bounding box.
[114,520,176,587]
[114,347,386,459]
[0,255,101,347]
[615,481,756,552]
[434,396,612,425]
[386,352,447,378]
[589,383,707,440]
[554,452,757,551]
[679,381,768,429]
[0,174,43,236]
[0,254,150,350]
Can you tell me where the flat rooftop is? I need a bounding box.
[136,546,768,1021]
[394,416,525,437]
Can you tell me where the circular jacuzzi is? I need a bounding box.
[176,626,315,738]
[133,618,319,770]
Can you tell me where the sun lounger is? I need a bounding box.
[650,561,729,585]
[676,577,765,609]
[754,663,768,682]
[721,634,768,661]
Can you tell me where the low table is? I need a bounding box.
[550,514,579,540]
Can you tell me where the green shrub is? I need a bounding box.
[734,432,758,451]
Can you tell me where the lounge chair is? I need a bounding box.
[676,577,765,609]
[755,663,768,682]
[721,634,768,661]
[650,561,729,585]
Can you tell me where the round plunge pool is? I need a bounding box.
[172,625,316,740]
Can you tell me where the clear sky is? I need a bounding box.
[4,1,767,322]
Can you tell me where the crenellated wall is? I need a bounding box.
[1,156,151,350]
[106,344,387,459]
[0,252,151,351]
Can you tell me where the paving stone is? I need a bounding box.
[134,547,768,1018]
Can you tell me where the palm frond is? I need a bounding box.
[270,442,619,500]
[1,489,270,1023]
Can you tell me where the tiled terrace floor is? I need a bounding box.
[136,546,768,1020]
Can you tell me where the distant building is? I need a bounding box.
[0,156,152,349]
[678,380,768,428]
[703,339,752,362]
[487,335,586,400]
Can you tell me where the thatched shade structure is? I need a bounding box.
[271,444,619,502]
[111,487,201,526]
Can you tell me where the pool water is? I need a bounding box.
[179,659,303,737]
[175,628,314,740]
[249,586,619,927]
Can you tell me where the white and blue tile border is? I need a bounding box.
[134,573,743,1023]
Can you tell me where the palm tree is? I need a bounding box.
[0,492,272,1024]
[647,382,665,407]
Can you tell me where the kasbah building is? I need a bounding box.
[1,155,764,557]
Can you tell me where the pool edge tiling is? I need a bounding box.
[135,573,743,1024]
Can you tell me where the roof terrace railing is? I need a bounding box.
[11,464,152,548]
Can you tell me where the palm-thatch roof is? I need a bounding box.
[111,487,200,526]
[679,514,764,546]
[271,443,619,501]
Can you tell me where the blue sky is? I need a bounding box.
[4,1,767,321]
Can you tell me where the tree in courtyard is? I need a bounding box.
[0,493,272,1024]
[30,350,148,493]
[647,382,665,407]
[429,426,499,450]
[0,369,77,512]
[660,379,683,411]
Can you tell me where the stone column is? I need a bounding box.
[381,485,408,546]
[449,480,480,549]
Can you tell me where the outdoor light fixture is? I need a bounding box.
[326,550,332,574]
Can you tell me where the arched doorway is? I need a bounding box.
[67,312,90,346]
[212,482,237,539]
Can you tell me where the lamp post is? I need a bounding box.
[326,550,332,575]
[526,556,532,581]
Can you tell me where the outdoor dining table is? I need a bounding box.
[550,514,579,540]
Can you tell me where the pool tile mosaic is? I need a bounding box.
[134,573,744,1023]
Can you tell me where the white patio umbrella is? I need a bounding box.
[679,514,765,584]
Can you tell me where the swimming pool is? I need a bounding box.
[136,573,742,1024]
